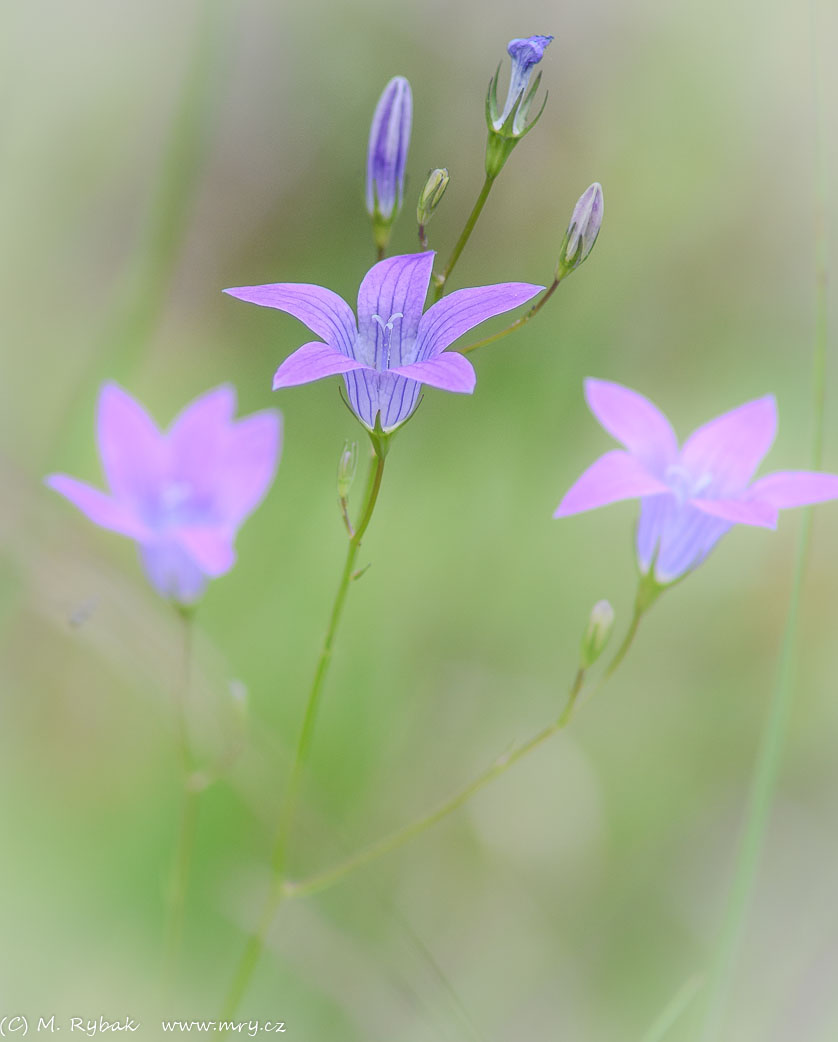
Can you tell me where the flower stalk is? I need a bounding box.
[163,607,199,982]
[220,433,389,1020]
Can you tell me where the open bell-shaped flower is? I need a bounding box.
[225,252,543,435]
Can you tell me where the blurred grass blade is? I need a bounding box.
[640,975,703,1042]
[697,0,831,1036]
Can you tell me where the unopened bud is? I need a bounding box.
[556,183,604,279]
[366,76,412,249]
[417,168,449,228]
[580,599,614,668]
[337,440,359,499]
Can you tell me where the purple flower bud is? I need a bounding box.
[557,183,604,279]
[366,76,412,224]
[494,35,553,135]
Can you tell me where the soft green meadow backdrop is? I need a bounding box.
[2,1,837,1039]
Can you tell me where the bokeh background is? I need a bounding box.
[2,1,837,1039]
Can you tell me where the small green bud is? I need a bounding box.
[337,440,359,499]
[556,183,604,280]
[580,599,615,668]
[416,168,449,228]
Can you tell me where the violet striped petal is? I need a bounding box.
[691,497,777,529]
[414,283,543,361]
[366,76,412,219]
[223,284,357,357]
[636,497,731,583]
[747,470,838,509]
[169,384,237,490]
[554,451,669,518]
[376,372,422,432]
[45,475,151,540]
[140,540,208,603]
[216,411,282,524]
[176,527,237,577]
[273,342,371,389]
[680,396,777,495]
[342,370,382,431]
[390,353,476,393]
[584,379,679,476]
[356,252,435,368]
[97,383,168,506]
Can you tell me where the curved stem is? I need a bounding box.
[284,651,615,902]
[459,277,561,356]
[163,609,198,981]
[219,442,388,1021]
[697,5,829,1035]
[433,175,495,301]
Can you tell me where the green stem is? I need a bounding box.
[284,667,592,901]
[697,3,829,1035]
[219,443,388,1020]
[285,576,659,903]
[603,573,661,682]
[163,609,198,981]
[459,277,561,356]
[640,975,703,1042]
[433,175,495,301]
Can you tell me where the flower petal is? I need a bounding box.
[680,396,777,495]
[636,497,731,583]
[97,382,167,505]
[272,342,372,389]
[356,252,435,367]
[389,353,476,393]
[140,540,208,603]
[223,284,357,357]
[554,450,669,518]
[413,283,544,361]
[747,470,838,509]
[176,527,237,577]
[168,385,237,488]
[584,379,679,476]
[691,497,777,529]
[45,475,150,540]
[217,411,282,524]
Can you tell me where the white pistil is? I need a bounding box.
[371,312,404,369]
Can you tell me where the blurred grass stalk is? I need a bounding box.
[697,1,831,1036]
[45,0,229,456]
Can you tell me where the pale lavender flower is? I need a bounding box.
[46,384,281,604]
[224,251,543,433]
[492,35,553,135]
[366,76,412,222]
[555,379,838,583]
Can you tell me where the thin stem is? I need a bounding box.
[640,975,703,1042]
[433,175,495,301]
[697,4,829,1035]
[163,609,198,981]
[219,443,388,1021]
[284,667,591,901]
[459,277,561,356]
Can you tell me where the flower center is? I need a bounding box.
[371,312,404,369]
[664,464,713,505]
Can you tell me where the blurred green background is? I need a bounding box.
[2,0,838,1039]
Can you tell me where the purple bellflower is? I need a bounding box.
[46,384,281,604]
[366,76,412,225]
[555,379,838,583]
[224,251,543,434]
